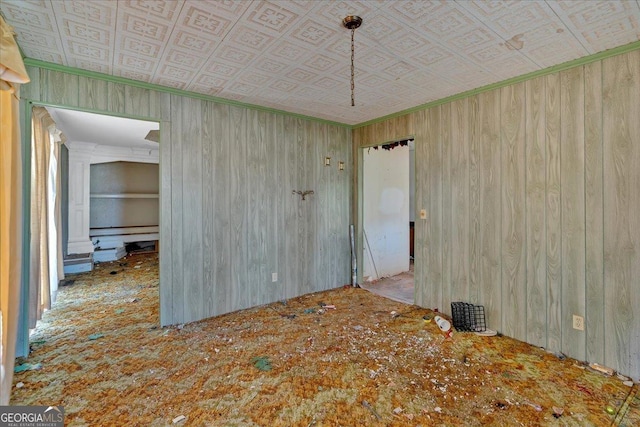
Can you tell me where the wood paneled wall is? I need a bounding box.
[21,66,352,326]
[353,49,640,379]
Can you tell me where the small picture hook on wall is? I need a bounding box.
[292,190,314,201]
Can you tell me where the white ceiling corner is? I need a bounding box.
[3,0,639,125]
[46,107,159,150]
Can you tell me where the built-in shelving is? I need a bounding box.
[90,193,158,199]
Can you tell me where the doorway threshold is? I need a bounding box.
[361,267,414,305]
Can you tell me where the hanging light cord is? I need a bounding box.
[343,15,362,107]
[350,27,356,107]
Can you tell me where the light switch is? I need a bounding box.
[420,209,427,220]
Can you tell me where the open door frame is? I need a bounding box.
[355,134,415,288]
[15,102,163,357]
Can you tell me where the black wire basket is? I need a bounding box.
[451,302,486,332]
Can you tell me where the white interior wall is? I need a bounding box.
[363,145,410,279]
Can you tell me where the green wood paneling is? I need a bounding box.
[584,60,604,366]
[525,76,547,348]
[352,49,640,379]
[603,50,640,377]
[21,67,352,331]
[500,82,526,342]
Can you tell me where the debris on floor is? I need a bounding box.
[552,406,564,418]
[14,363,41,373]
[10,253,640,426]
[362,400,382,421]
[589,362,615,376]
[251,356,272,371]
[172,415,186,424]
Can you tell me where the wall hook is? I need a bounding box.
[293,190,314,200]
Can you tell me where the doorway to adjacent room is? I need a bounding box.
[360,138,415,304]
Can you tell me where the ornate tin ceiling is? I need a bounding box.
[2,0,639,125]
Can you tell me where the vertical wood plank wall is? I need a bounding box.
[352,49,640,379]
[21,66,352,327]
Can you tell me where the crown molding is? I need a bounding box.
[353,40,640,129]
[22,58,351,129]
[23,39,640,131]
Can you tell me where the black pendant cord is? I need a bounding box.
[350,27,355,107]
[343,15,362,107]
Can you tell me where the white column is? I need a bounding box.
[65,141,96,254]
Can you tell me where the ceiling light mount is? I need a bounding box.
[343,15,363,107]
[342,15,362,30]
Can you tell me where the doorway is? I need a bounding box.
[360,139,415,304]
[23,105,160,339]
[46,107,160,266]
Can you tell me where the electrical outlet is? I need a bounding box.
[572,315,584,331]
[272,272,278,283]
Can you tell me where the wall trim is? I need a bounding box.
[65,141,160,165]
[23,40,640,131]
[23,58,351,129]
[353,40,640,129]
[39,100,160,127]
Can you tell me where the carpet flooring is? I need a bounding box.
[11,253,639,426]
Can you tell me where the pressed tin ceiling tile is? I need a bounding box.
[245,0,300,34]
[3,1,56,31]
[2,0,639,125]
[289,18,340,48]
[226,24,277,52]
